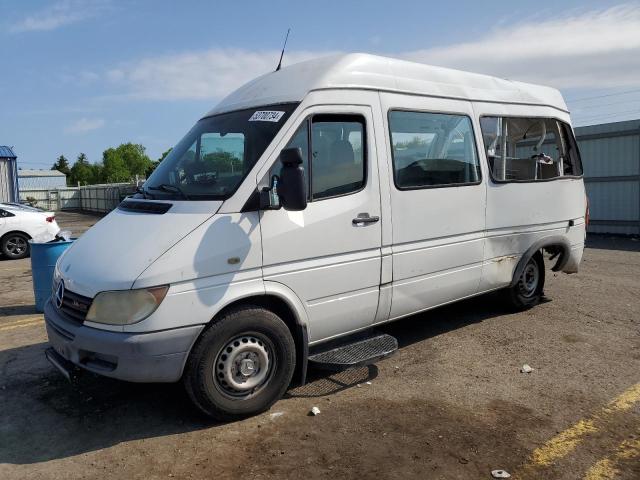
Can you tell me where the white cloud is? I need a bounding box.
[10,0,108,33]
[402,4,640,89]
[105,49,336,101]
[104,4,640,103]
[65,117,105,134]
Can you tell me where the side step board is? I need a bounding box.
[308,333,398,372]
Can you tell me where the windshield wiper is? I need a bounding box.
[135,185,149,199]
[147,184,191,200]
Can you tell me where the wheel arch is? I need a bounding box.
[190,281,310,386]
[1,230,32,242]
[510,235,571,287]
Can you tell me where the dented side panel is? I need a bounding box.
[480,222,586,291]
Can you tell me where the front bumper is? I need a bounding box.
[44,299,204,383]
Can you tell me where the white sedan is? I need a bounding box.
[0,203,60,259]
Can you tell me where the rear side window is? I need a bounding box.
[479,117,583,182]
[272,114,366,201]
[389,110,481,189]
[0,209,15,218]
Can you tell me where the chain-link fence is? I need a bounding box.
[19,183,137,213]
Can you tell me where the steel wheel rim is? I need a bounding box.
[518,261,539,297]
[6,236,27,255]
[213,333,275,399]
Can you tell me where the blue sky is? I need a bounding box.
[1,0,640,169]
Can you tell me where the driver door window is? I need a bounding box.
[271,114,366,201]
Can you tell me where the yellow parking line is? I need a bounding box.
[584,437,640,480]
[2,316,44,326]
[0,319,43,332]
[530,418,598,466]
[524,383,640,470]
[604,383,640,412]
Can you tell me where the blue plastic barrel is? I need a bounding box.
[30,239,74,313]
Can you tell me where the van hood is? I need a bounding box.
[57,201,223,298]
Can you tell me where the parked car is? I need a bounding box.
[0,203,60,259]
[45,54,587,420]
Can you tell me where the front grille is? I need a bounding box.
[45,315,75,341]
[59,288,92,324]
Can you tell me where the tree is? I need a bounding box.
[69,153,92,186]
[100,143,153,183]
[102,148,131,183]
[52,155,71,182]
[88,163,104,185]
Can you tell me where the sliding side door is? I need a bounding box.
[380,93,487,319]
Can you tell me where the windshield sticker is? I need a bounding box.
[249,111,286,122]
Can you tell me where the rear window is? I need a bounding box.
[480,117,583,182]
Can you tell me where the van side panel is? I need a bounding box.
[472,102,587,291]
[127,212,265,333]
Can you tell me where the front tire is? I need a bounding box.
[183,305,296,421]
[505,252,545,311]
[1,233,30,260]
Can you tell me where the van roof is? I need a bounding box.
[207,53,568,117]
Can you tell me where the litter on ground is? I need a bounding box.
[491,469,511,478]
[521,364,533,373]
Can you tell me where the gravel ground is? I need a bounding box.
[0,211,638,480]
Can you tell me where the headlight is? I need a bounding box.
[86,286,169,325]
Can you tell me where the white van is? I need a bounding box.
[45,54,587,420]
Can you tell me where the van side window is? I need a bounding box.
[273,114,366,201]
[479,117,583,181]
[389,110,481,189]
[311,115,365,200]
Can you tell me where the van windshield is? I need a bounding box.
[144,103,299,200]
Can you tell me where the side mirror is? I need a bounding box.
[276,148,307,211]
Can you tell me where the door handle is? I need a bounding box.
[352,214,380,226]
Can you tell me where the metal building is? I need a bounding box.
[17,169,67,190]
[0,146,19,203]
[575,120,640,235]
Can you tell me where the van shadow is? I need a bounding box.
[192,214,255,308]
[0,341,213,465]
[379,291,516,349]
[0,304,39,317]
[0,292,513,465]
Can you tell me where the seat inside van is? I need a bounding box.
[312,123,364,199]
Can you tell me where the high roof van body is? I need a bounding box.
[45,54,586,419]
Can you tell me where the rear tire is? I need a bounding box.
[1,233,30,260]
[183,305,296,421]
[505,252,545,311]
